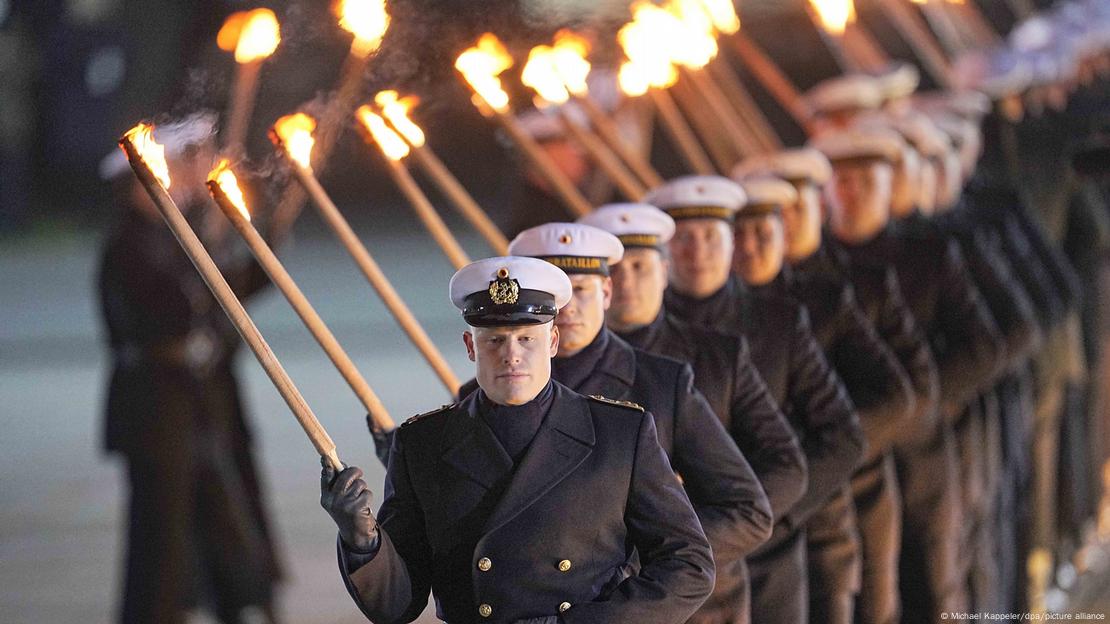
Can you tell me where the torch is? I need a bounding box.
[119,123,342,470]
[455,33,594,217]
[355,106,471,271]
[217,8,281,156]
[271,0,390,231]
[206,159,395,434]
[616,15,714,175]
[874,0,955,88]
[271,113,462,395]
[521,44,647,201]
[374,90,510,254]
[805,0,888,72]
[551,30,664,189]
[727,29,814,132]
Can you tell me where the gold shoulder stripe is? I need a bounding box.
[587,395,645,412]
[403,403,457,426]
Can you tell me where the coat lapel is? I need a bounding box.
[574,330,637,401]
[482,384,596,535]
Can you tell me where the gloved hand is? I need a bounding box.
[320,459,378,552]
[368,416,395,467]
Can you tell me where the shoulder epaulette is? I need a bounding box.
[587,395,645,412]
[402,403,457,427]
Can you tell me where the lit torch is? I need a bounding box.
[872,0,956,87]
[455,33,593,216]
[618,5,714,174]
[355,105,471,271]
[374,90,509,254]
[205,158,395,435]
[551,30,664,188]
[270,112,461,395]
[119,122,342,470]
[805,0,889,72]
[217,8,281,155]
[521,44,647,200]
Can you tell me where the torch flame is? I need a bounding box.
[336,0,391,58]
[699,0,740,35]
[208,159,251,222]
[808,0,856,36]
[224,8,281,63]
[454,33,514,113]
[522,45,571,105]
[551,30,592,97]
[273,112,316,169]
[617,3,681,95]
[661,0,718,69]
[122,123,172,189]
[374,90,426,147]
[356,105,410,160]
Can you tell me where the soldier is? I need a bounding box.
[503,221,776,571]
[98,115,283,624]
[733,149,917,624]
[321,256,716,623]
[579,203,810,624]
[647,176,865,623]
[815,127,1005,624]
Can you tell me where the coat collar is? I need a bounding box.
[565,329,637,400]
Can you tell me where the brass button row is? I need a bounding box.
[479,603,492,618]
[477,557,492,572]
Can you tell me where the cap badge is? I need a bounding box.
[489,271,520,305]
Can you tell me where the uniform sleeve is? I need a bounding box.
[564,413,715,624]
[781,306,865,531]
[726,338,808,520]
[871,268,940,449]
[931,241,1005,420]
[339,429,433,624]
[827,293,914,462]
[669,364,773,559]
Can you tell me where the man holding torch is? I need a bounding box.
[321,256,716,623]
[98,114,284,624]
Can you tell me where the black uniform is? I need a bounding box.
[338,381,716,623]
[667,277,864,624]
[618,312,809,624]
[99,207,281,623]
[784,247,916,624]
[835,222,1004,624]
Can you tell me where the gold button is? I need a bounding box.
[558,559,572,572]
[478,603,492,618]
[477,557,492,572]
[559,602,572,613]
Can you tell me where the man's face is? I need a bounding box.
[668,218,734,298]
[782,183,824,262]
[608,248,668,332]
[733,215,785,286]
[554,274,611,357]
[464,322,559,406]
[890,149,920,218]
[826,160,893,244]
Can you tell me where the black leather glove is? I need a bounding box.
[368,416,394,467]
[320,459,378,552]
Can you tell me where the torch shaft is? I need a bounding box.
[648,88,714,175]
[705,59,783,153]
[573,95,663,188]
[407,144,510,255]
[682,67,761,159]
[120,138,342,471]
[288,162,462,395]
[223,61,263,156]
[383,158,471,270]
[209,184,395,432]
[558,110,646,201]
[875,0,954,88]
[669,79,739,173]
[490,108,594,217]
[727,32,813,132]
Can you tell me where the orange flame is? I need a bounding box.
[455,33,514,113]
[224,8,280,63]
[374,90,426,147]
[522,45,571,105]
[551,30,592,97]
[122,123,172,189]
[356,105,410,160]
[617,3,680,95]
[809,0,856,35]
[272,112,316,169]
[661,0,718,69]
[699,0,740,35]
[336,0,390,58]
[208,159,251,222]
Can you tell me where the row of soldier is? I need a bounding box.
[97,13,1110,624]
